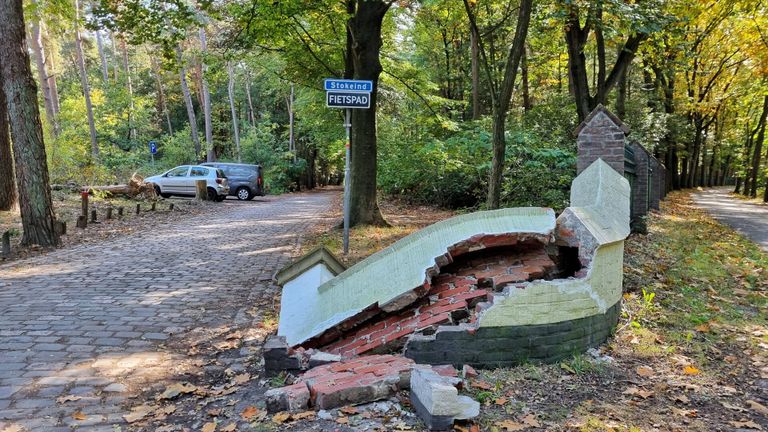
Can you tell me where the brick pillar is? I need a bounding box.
[574,105,630,175]
[629,142,650,219]
[649,156,663,211]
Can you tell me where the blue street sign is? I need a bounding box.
[324,79,373,93]
[149,141,157,154]
[326,91,371,109]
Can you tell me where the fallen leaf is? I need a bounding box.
[1,425,24,432]
[673,394,690,404]
[336,416,349,424]
[671,407,697,418]
[694,323,710,333]
[123,405,154,423]
[683,365,700,375]
[339,406,358,415]
[232,373,250,386]
[220,424,236,432]
[636,366,654,377]
[496,420,526,431]
[293,411,316,420]
[521,414,540,427]
[241,406,260,420]
[208,408,222,417]
[495,397,508,405]
[158,405,176,415]
[158,382,197,400]
[56,395,82,403]
[729,419,762,430]
[470,380,493,390]
[748,400,768,416]
[560,363,575,374]
[201,422,216,432]
[272,412,291,424]
[623,386,654,399]
[72,411,87,421]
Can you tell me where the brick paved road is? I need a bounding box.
[0,191,334,431]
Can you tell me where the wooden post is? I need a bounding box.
[118,207,124,217]
[195,180,208,201]
[106,208,113,220]
[135,204,141,215]
[80,191,89,227]
[54,220,67,236]
[1,231,10,256]
[151,202,156,211]
[76,215,87,229]
[90,209,97,223]
[169,203,175,211]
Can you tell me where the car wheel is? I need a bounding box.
[206,187,218,202]
[215,195,225,202]
[236,187,252,201]
[161,193,172,199]
[154,185,162,197]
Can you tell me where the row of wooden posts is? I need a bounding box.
[0,190,188,258]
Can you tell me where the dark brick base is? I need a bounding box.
[404,301,621,368]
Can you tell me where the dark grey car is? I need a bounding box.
[201,162,264,200]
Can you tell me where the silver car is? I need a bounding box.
[145,165,229,201]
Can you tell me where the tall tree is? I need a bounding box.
[749,95,768,197]
[0,75,17,211]
[199,27,214,162]
[119,36,137,141]
[463,0,534,209]
[347,0,393,226]
[227,61,241,162]
[0,0,59,246]
[28,0,58,136]
[74,0,99,159]
[150,55,173,135]
[176,44,202,159]
[561,0,650,121]
[96,29,109,82]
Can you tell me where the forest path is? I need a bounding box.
[691,187,768,251]
[0,190,335,431]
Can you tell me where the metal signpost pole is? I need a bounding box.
[343,108,351,255]
[323,78,372,255]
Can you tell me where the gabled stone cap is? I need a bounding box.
[275,246,347,286]
[573,104,631,136]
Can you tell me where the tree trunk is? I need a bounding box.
[0,77,17,211]
[150,56,172,134]
[176,44,201,159]
[563,3,646,121]
[616,64,628,119]
[96,29,109,82]
[0,0,59,246]
[521,45,531,112]
[199,27,214,162]
[74,0,98,160]
[227,61,241,162]
[45,47,60,119]
[346,0,391,226]
[245,75,255,127]
[749,95,768,197]
[470,27,481,119]
[119,37,136,141]
[29,6,58,136]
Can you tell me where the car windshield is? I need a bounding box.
[166,166,189,177]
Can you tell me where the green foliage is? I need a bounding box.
[240,117,304,194]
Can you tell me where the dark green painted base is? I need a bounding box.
[404,301,621,369]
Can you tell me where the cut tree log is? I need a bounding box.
[83,173,157,199]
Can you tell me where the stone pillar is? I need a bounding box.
[649,156,663,210]
[574,104,630,176]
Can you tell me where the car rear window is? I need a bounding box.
[216,169,227,178]
[224,166,256,177]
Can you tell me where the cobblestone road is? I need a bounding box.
[0,191,334,431]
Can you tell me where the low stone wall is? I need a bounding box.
[404,300,621,367]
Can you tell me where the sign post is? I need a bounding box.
[324,78,372,255]
[149,140,157,170]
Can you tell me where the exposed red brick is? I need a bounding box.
[437,285,473,299]
[415,312,453,330]
[432,364,459,377]
[451,290,489,303]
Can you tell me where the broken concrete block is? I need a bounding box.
[263,336,303,376]
[308,351,341,368]
[461,365,477,379]
[264,382,310,413]
[410,368,479,430]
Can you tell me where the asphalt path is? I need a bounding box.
[691,187,768,252]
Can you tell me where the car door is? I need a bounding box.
[188,167,211,195]
[163,166,190,193]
